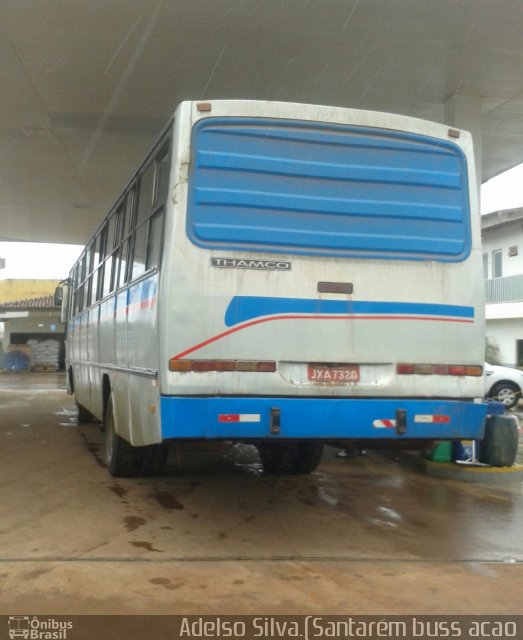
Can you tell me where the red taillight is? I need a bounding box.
[449,365,466,376]
[191,360,215,372]
[432,364,449,375]
[189,360,236,372]
[169,359,277,373]
[214,360,236,371]
[397,364,415,374]
[397,363,483,376]
[255,361,277,372]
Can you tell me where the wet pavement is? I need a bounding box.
[0,373,522,614]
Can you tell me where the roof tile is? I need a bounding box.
[0,294,56,311]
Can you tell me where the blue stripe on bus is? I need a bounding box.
[224,296,475,327]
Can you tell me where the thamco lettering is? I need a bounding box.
[211,258,291,270]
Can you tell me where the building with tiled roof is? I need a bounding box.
[0,283,64,368]
[0,294,57,312]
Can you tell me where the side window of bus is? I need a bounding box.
[131,163,155,281]
[76,284,84,313]
[94,227,107,302]
[118,239,131,288]
[86,275,93,307]
[117,189,135,288]
[136,162,155,227]
[102,254,114,299]
[124,188,135,237]
[128,140,170,283]
[73,265,80,314]
[146,211,164,270]
[145,144,169,271]
[107,210,118,250]
[94,230,103,270]
[109,204,124,292]
[78,253,87,312]
[84,243,94,307]
[100,208,121,298]
[132,223,147,281]
[155,144,170,208]
[79,252,87,284]
[92,233,103,302]
[91,266,99,305]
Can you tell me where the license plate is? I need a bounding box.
[307,364,360,383]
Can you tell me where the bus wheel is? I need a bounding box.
[291,442,323,474]
[479,415,519,467]
[257,442,298,475]
[104,393,140,477]
[139,444,169,476]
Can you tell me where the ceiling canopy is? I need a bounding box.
[1,0,522,244]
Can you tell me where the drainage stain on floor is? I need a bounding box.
[130,541,162,552]
[124,516,147,532]
[150,491,184,510]
[108,485,129,500]
[79,433,105,468]
[149,577,184,590]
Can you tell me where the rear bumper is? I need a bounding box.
[160,396,495,441]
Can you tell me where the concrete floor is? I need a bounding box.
[1,373,522,615]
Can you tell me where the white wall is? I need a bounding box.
[486,317,523,367]
[482,221,523,278]
[483,219,523,363]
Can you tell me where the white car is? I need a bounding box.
[485,363,523,409]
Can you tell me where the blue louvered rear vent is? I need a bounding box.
[187,117,471,261]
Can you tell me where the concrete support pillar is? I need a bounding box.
[445,94,482,193]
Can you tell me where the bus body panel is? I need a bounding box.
[159,101,484,406]
[127,275,159,372]
[161,248,485,399]
[115,290,129,368]
[127,371,162,446]
[99,297,117,365]
[65,100,491,451]
[159,396,488,441]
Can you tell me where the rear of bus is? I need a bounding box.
[158,100,488,454]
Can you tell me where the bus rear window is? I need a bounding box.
[187,118,471,262]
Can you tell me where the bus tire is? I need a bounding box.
[291,442,323,474]
[139,444,169,476]
[479,415,519,467]
[76,401,93,423]
[257,442,298,475]
[104,393,140,477]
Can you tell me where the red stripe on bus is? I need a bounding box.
[170,314,473,360]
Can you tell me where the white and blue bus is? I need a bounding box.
[59,100,511,477]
